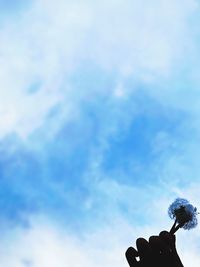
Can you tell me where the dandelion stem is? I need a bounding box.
[170,219,177,234]
[170,224,181,234]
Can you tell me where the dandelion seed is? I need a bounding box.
[168,198,198,234]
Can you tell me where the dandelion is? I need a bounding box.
[168,198,198,234]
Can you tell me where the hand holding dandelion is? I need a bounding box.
[126,231,184,267]
[168,198,198,234]
[125,198,197,267]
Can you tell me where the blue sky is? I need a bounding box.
[1,0,200,266]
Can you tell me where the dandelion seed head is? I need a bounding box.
[168,198,198,230]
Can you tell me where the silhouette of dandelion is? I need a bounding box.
[168,198,198,234]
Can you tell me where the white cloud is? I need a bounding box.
[0,0,198,140]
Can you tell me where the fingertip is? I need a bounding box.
[159,230,174,239]
[149,235,160,247]
[159,231,176,247]
[125,247,138,267]
[125,247,138,257]
[136,238,151,256]
[136,237,149,246]
[149,235,158,243]
[159,230,169,236]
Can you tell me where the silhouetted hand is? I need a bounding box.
[125,231,184,267]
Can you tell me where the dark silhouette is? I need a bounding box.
[125,231,184,267]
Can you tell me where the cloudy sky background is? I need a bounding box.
[1,0,200,266]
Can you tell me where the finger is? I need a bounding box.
[136,238,151,260]
[125,247,139,267]
[159,231,184,267]
[159,231,176,251]
[149,235,165,254]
